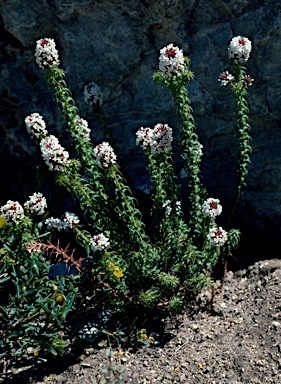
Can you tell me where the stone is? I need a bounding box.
[0,0,281,265]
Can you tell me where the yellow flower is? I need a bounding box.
[34,351,39,357]
[108,261,115,271]
[54,292,66,305]
[107,262,124,278]
[0,216,6,228]
[113,267,124,278]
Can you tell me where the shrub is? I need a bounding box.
[0,36,253,369]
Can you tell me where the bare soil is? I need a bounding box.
[2,258,281,383]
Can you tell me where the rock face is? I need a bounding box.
[0,0,281,264]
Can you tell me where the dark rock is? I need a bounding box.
[0,0,281,264]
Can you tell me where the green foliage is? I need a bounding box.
[0,37,253,370]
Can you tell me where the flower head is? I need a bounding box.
[74,117,91,141]
[136,123,173,154]
[25,113,48,139]
[90,233,110,252]
[84,82,103,106]
[24,192,47,215]
[202,198,222,218]
[40,135,70,172]
[243,75,254,87]
[45,217,64,231]
[218,71,234,86]
[159,43,185,79]
[94,142,117,168]
[0,200,25,224]
[228,36,252,63]
[35,38,60,69]
[208,227,228,247]
[61,212,80,229]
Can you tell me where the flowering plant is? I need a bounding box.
[0,36,253,368]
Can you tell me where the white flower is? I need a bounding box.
[163,200,181,217]
[25,113,48,139]
[94,142,117,168]
[151,123,173,154]
[136,123,173,154]
[61,212,80,229]
[35,38,60,69]
[228,36,252,63]
[45,217,64,231]
[40,135,70,172]
[208,227,228,247]
[90,233,110,252]
[84,82,103,106]
[202,198,222,218]
[74,117,91,141]
[136,127,154,149]
[24,192,47,215]
[0,200,25,224]
[218,71,234,86]
[159,43,185,79]
[194,142,203,159]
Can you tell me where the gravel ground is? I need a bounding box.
[1,258,281,383]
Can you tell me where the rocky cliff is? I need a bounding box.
[0,0,281,264]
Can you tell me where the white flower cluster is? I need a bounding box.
[40,135,70,172]
[163,200,181,217]
[74,117,91,141]
[136,123,173,154]
[45,217,64,231]
[61,212,80,229]
[0,200,25,224]
[90,233,110,252]
[159,43,185,79]
[84,82,103,106]
[25,113,48,139]
[94,142,117,168]
[35,38,60,69]
[228,36,252,63]
[208,227,228,247]
[218,71,234,86]
[202,198,222,218]
[45,212,79,231]
[24,192,47,215]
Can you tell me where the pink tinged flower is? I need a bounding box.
[84,82,103,106]
[45,217,64,231]
[90,233,110,252]
[25,113,48,139]
[135,124,173,154]
[202,198,222,218]
[136,127,154,149]
[0,200,25,224]
[35,38,60,69]
[208,227,228,247]
[24,192,47,215]
[61,212,80,229]
[159,43,185,79]
[243,75,254,86]
[218,71,234,86]
[74,117,91,140]
[94,142,117,168]
[151,123,173,154]
[40,135,70,172]
[228,36,252,63]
